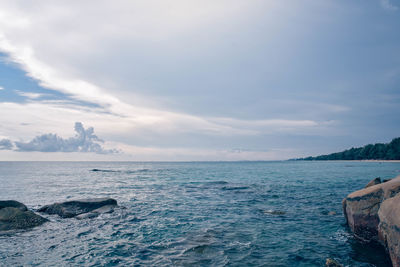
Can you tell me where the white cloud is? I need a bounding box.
[15,90,44,99]
[0,86,4,90]
[0,122,116,153]
[0,101,321,142]
[0,1,348,160]
[0,1,262,108]
[14,122,116,154]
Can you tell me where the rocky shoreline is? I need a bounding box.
[343,175,400,267]
[0,198,119,232]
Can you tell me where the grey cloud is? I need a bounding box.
[0,139,13,150]
[14,122,117,154]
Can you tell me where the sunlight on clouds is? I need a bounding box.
[1,0,395,160]
[0,33,122,106]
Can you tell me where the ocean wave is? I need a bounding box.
[90,168,151,174]
[90,169,119,173]
[261,209,286,215]
[221,186,250,191]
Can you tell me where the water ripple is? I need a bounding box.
[0,161,398,266]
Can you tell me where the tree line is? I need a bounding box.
[298,137,400,160]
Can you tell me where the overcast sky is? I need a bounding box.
[0,0,399,161]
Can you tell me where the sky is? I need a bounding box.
[0,0,399,161]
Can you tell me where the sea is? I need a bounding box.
[0,161,399,266]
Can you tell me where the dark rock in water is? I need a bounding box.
[0,207,47,231]
[262,210,286,215]
[38,198,118,218]
[221,186,249,191]
[383,179,392,183]
[0,200,28,211]
[365,177,381,188]
[325,258,343,267]
[90,169,118,173]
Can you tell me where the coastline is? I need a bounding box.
[294,159,400,163]
[354,160,400,162]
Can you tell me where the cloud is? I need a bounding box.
[0,139,13,150]
[15,90,44,99]
[13,122,117,154]
[380,0,398,10]
[0,86,4,90]
[0,1,398,160]
[0,100,322,144]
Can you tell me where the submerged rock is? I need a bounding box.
[326,258,343,267]
[262,210,286,215]
[0,201,47,231]
[38,198,118,218]
[365,177,381,188]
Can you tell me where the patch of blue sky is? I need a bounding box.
[0,53,101,109]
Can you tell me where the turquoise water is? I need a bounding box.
[0,161,399,266]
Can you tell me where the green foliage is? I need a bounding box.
[299,137,400,160]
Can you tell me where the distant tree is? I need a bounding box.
[298,137,400,160]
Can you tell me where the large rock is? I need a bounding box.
[342,175,400,243]
[326,258,343,267]
[38,198,118,218]
[365,177,381,188]
[343,175,400,266]
[0,200,28,211]
[378,194,400,266]
[0,201,47,231]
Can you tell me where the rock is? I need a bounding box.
[75,205,116,220]
[328,211,337,216]
[343,175,400,266]
[76,212,99,220]
[326,258,343,267]
[342,175,400,243]
[378,194,400,266]
[0,200,28,211]
[383,179,392,183]
[91,204,116,214]
[38,198,118,218]
[365,177,381,188]
[262,210,286,215]
[0,207,47,231]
